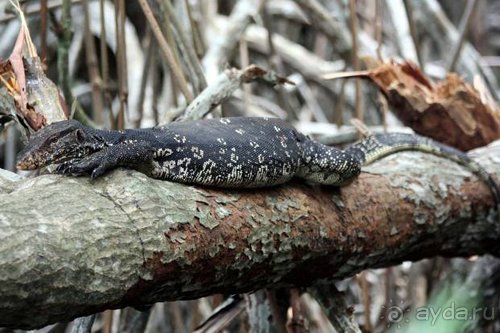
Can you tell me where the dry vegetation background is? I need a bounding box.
[0,0,500,332]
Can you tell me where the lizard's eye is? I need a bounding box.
[75,129,86,143]
[48,135,58,144]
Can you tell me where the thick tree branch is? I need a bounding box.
[0,144,499,329]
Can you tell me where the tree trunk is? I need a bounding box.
[0,145,498,329]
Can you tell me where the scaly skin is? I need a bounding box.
[16,117,500,203]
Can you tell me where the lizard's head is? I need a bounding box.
[17,120,104,170]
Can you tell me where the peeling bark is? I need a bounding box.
[0,145,499,329]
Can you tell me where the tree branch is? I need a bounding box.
[0,144,498,329]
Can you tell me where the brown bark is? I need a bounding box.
[0,145,498,329]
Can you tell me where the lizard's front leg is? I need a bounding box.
[56,142,154,178]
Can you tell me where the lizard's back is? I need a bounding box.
[150,117,306,187]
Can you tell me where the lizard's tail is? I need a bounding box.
[345,133,500,206]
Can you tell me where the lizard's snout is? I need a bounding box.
[16,150,46,170]
[16,155,36,170]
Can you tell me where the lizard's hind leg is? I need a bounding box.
[297,140,361,186]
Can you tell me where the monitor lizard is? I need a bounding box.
[16,117,500,205]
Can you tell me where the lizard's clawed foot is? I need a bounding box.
[55,161,68,174]
[55,160,81,175]
[90,165,108,179]
[55,155,105,177]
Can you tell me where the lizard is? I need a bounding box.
[16,117,500,205]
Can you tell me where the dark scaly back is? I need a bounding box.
[345,133,500,205]
[148,117,307,187]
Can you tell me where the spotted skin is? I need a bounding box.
[148,118,307,187]
[16,117,500,203]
